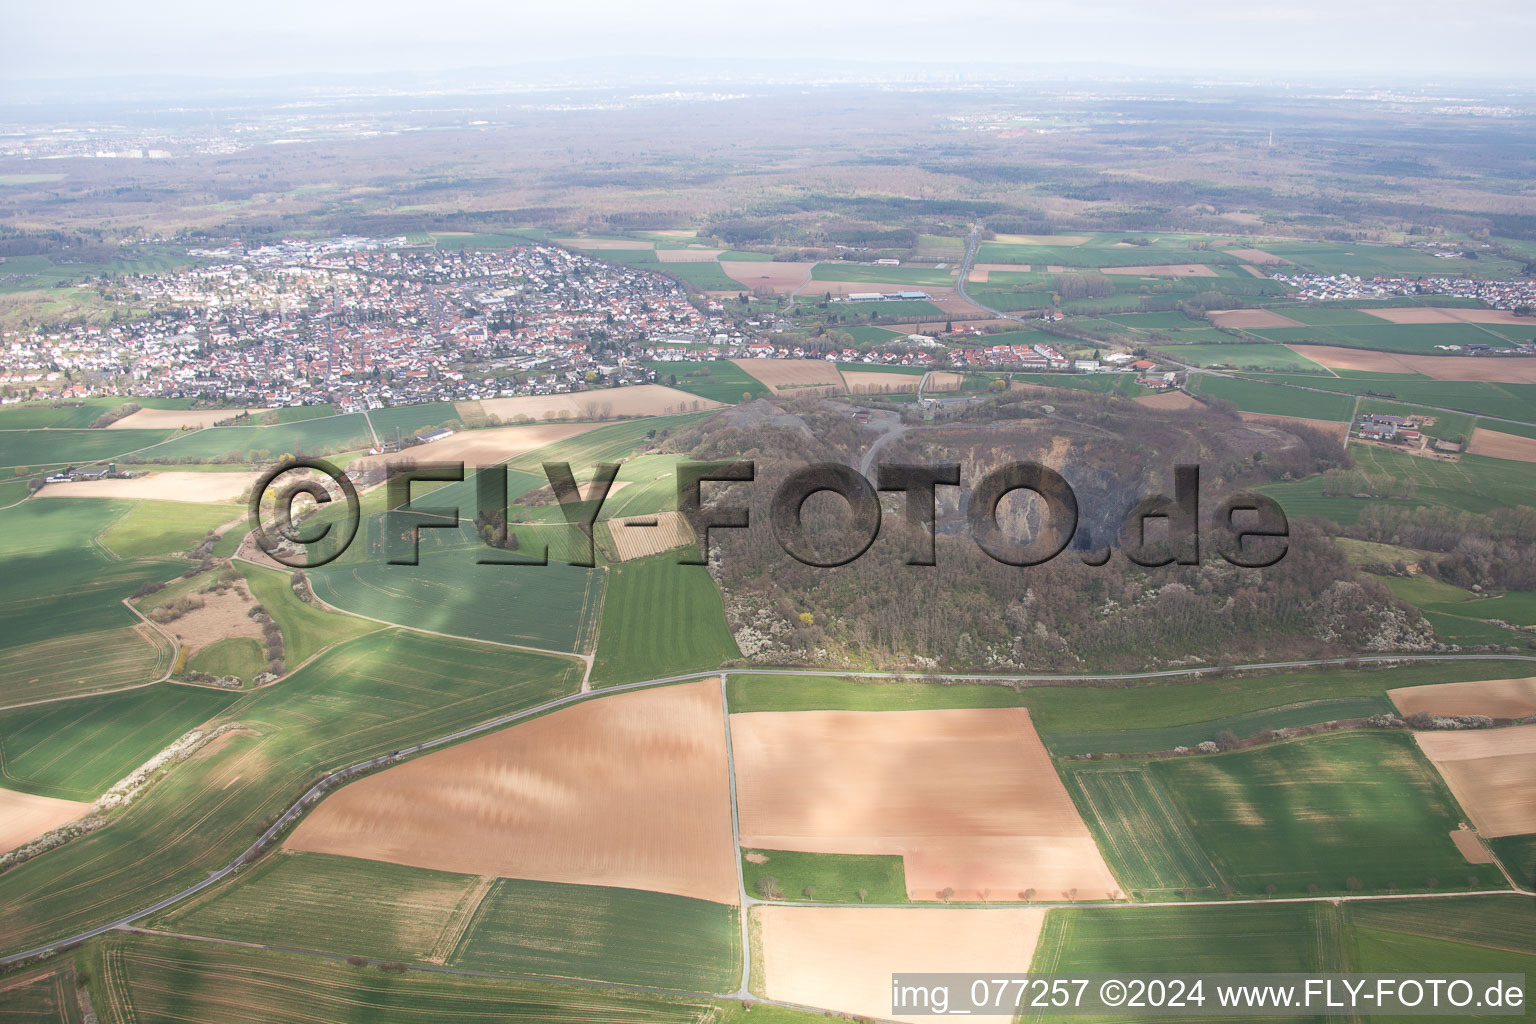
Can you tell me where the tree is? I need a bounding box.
[755,876,783,900]
[1020,888,1036,903]
[1181,886,1193,901]
[802,885,817,900]
[1345,877,1363,893]
[1264,884,1277,898]
[1306,883,1319,896]
[857,888,868,904]
[938,886,955,903]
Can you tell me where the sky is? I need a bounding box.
[4,0,1535,85]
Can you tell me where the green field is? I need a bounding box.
[1026,903,1347,1022]
[0,964,81,1021]
[0,398,170,429]
[1334,446,1536,515]
[1061,764,1225,897]
[658,261,746,291]
[140,413,373,461]
[366,402,463,441]
[1251,322,1510,355]
[646,360,769,402]
[451,878,740,991]
[1191,375,1357,420]
[726,673,1026,713]
[310,540,602,653]
[1154,344,1332,372]
[0,428,175,469]
[150,851,489,963]
[0,499,187,673]
[238,563,379,667]
[590,550,739,685]
[0,683,237,799]
[1489,835,1536,888]
[831,298,946,319]
[1027,897,1534,1023]
[811,263,958,287]
[97,499,240,559]
[726,662,1527,737]
[0,624,175,707]
[1149,732,1480,896]
[0,630,581,958]
[1243,374,1536,426]
[187,636,266,681]
[740,848,908,904]
[1030,902,1343,975]
[1043,696,1394,756]
[86,932,785,1024]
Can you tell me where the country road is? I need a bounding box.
[4,650,1534,971]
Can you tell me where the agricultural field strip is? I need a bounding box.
[7,653,1536,969]
[240,548,595,676]
[120,926,769,1008]
[1217,368,1536,429]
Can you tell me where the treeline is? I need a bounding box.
[1342,503,1536,592]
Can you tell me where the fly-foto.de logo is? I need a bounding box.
[249,459,1288,571]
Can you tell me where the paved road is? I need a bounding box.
[6,653,1534,970]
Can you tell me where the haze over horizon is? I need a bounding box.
[5,0,1536,89]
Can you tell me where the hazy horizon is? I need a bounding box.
[6,0,1536,90]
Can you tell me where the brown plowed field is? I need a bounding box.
[730,358,846,394]
[1238,413,1350,444]
[841,371,918,393]
[1390,677,1536,720]
[1209,309,1305,329]
[1134,390,1202,411]
[606,510,694,561]
[350,423,600,474]
[1414,724,1536,838]
[160,586,266,656]
[757,905,1045,1024]
[286,679,740,903]
[1286,345,1536,383]
[1468,428,1536,462]
[996,233,1089,245]
[108,408,258,430]
[1368,307,1535,326]
[1450,829,1494,864]
[720,261,814,292]
[36,471,258,503]
[1224,248,1291,265]
[730,708,1118,901]
[471,385,721,423]
[0,789,90,855]
[655,248,726,262]
[551,237,654,250]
